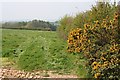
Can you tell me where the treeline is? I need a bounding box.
[57,2,117,39]
[2,19,58,31]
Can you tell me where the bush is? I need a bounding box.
[57,15,74,40]
[58,2,116,40]
[67,12,120,78]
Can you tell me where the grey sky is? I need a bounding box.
[0,0,118,22]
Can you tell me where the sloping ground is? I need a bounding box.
[2,29,87,78]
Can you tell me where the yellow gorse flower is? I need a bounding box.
[94,73,101,78]
[92,61,97,66]
[100,57,106,60]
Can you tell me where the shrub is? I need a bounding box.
[57,2,117,40]
[67,12,120,78]
[57,15,74,40]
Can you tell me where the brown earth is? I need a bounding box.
[0,66,78,78]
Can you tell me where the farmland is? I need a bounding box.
[2,29,87,78]
[1,1,119,78]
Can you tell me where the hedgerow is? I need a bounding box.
[67,12,120,78]
[57,2,116,40]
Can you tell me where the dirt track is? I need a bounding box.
[0,66,78,78]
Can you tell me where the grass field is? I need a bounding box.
[2,29,87,77]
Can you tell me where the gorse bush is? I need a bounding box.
[67,12,120,78]
[57,2,117,39]
[73,2,116,28]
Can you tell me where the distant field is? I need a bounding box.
[2,29,87,77]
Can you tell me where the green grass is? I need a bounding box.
[2,29,87,77]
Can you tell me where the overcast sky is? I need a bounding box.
[0,0,119,22]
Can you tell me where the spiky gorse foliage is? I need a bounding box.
[58,2,116,40]
[67,12,120,78]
